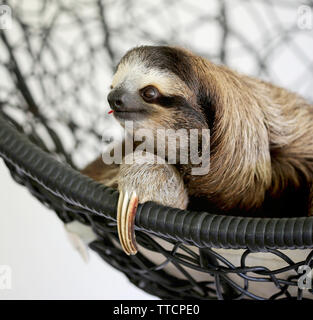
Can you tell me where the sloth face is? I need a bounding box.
[107,46,209,132]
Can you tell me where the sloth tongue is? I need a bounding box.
[108,109,114,114]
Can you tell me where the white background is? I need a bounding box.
[0,159,155,299]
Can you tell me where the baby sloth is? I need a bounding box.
[82,45,313,255]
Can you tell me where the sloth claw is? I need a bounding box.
[117,190,138,255]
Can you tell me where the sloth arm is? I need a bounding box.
[81,152,188,210]
[81,151,188,255]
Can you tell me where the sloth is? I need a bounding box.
[82,45,313,255]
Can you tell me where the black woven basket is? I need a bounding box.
[1,0,313,300]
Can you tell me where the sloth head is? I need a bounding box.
[107,46,212,132]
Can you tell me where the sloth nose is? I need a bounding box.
[107,89,126,110]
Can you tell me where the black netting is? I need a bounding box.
[1,0,313,300]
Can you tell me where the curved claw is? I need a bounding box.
[117,190,138,255]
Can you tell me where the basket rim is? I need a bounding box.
[1,114,313,251]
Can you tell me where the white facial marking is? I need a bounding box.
[111,59,190,96]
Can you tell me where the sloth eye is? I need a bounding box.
[140,86,159,102]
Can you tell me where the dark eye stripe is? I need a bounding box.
[156,95,188,108]
[156,95,209,128]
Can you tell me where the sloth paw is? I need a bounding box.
[116,151,188,255]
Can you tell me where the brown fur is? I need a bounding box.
[82,46,313,218]
[183,54,313,214]
[81,157,119,188]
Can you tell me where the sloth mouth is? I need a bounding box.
[113,109,146,121]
